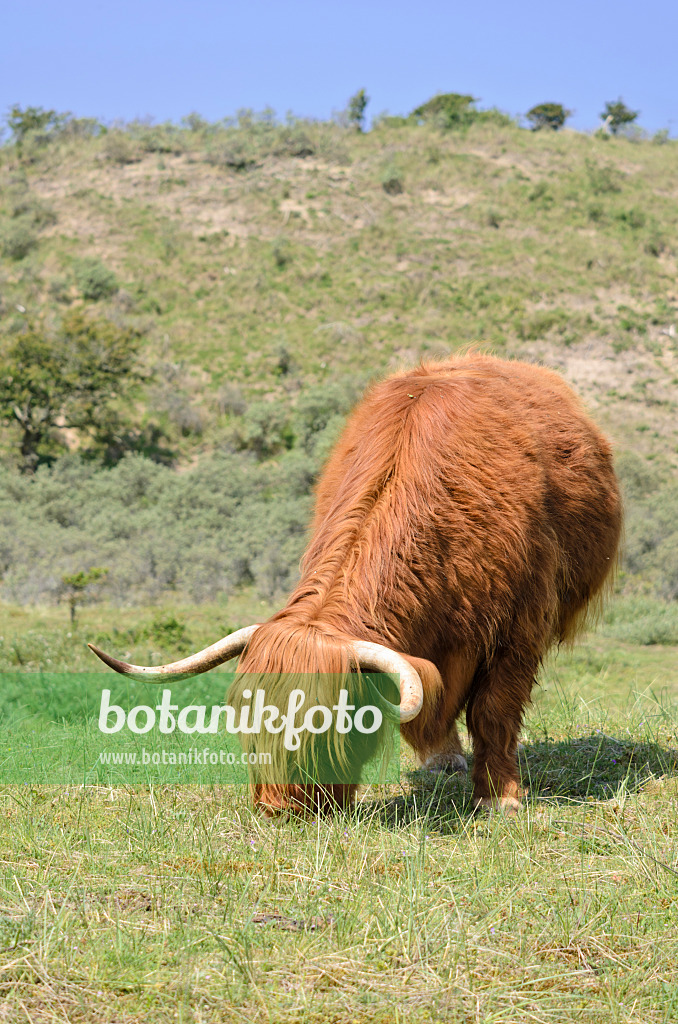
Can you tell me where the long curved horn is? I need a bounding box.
[88,626,424,722]
[349,641,423,723]
[88,624,260,681]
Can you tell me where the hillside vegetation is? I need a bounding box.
[1,111,677,616]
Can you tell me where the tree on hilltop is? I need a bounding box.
[600,99,639,135]
[526,103,571,131]
[411,93,478,129]
[347,89,369,131]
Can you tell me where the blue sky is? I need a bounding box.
[2,1,676,135]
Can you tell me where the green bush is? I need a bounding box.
[587,203,605,223]
[293,378,364,455]
[525,103,571,131]
[102,132,141,165]
[205,137,258,171]
[216,384,246,416]
[126,120,185,155]
[528,181,554,206]
[271,237,292,268]
[9,192,57,229]
[411,93,477,130]
[600,99,639,135]
[75,259,118,300]
[273,126,315,158]
[346,89,369,131]
[585,159,622,194]
[0,310,142,470]
[3,105,70,156]
[234,401,294,459]
[151,387,205,436]
[0,219,38,260]
[617,207,646,229]
[644,231,666,257]
[381,164,404,195]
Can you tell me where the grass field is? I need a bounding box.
[0,606,676,1023]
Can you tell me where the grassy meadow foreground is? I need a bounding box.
[0,603,676,1023]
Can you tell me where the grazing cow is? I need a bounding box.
[90,355,622,815]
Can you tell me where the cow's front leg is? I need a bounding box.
[421,722,468,774]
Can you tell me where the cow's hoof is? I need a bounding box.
[474,795,523,816]
[423,752,468,775]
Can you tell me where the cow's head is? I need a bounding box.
[89,625,424,814]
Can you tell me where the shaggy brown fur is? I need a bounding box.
[236,354,622,814]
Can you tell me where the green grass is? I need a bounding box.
[0,605,677,1021]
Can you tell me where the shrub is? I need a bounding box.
[10,192,57,229]
[0,219,38,260]
[205,137,258,171]
[60,117,104,138]
[411,93,477,130]
[273,126,315,158]
[292,378,363,455]
[48,276,72,303]
[585,159,622,194]
[587,203,605,223]
[146,614,191,649]
[600,99,639,135]
[5,104,66,142]
[525,103,571,131]
[644,235,665,257]
[216,384,246,417]
[129,121,185,155]
[102,132,141,165]
[381,165,404,195]
[234,401,294,459]
[528,181,553,206]
[475,107,515,128]
[4,105,69,155]
[75,259,118,300]
[347,89,369,132]
[617,207,646,229]
[152,388,206,436]
[372,114,411,130]
[271,237,292,268]
[181,112,211,133]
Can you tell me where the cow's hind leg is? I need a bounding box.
[466,653,537,813]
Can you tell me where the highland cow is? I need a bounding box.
[90,355,622,814]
